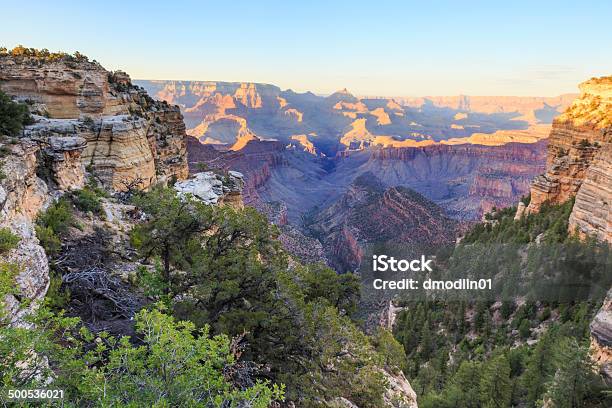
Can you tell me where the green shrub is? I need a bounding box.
[35,198,74,255]
[36,198,74,236]
[70,188,103,215]
[35,225,61,255]
[539,307,552,322]
[43,271,70,311]
[0,227,20,254]
[518,319,531,339]
[0,90,33,136]
[0,262,20,318]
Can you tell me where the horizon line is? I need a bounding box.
[133,78,581,99]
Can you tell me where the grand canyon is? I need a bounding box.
[0,13,610,405]
[135,79,579,269]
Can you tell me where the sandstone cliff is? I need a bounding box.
[518,76,612,381]
[0,52,191,323]
[0,142,55,322]
[525,76,611,242]
[568,141,611,242]
[0,55,188,190]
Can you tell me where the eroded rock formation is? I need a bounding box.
[309,173,459,271]
[568,141,612,242]
[0,142,53,322]
[518,76,612,382]
[0,55,188,190]
[526,76,611,231]
[591,289,612,382]
[174,171,244,207]
[139,79,573,158]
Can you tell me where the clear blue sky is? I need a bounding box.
[1,0,610,96]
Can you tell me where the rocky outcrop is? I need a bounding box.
[309,173,459,271]
[185,138,286,207]
[0,55,188,190]
[0,142,51,322]
[289,134,318,155]
[568,141,612,242]
[591,289,612,382]
[0,53,191,325]
[380,369,419,408]
[526,76,611,222]
[174,171,244,207]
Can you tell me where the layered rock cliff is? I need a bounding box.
[308,173,460,272]
[0,55,188,190]
[0,52,191,323]
[568,141,612,242]
[591,289,612,382]
[519,76,612,383]
[525,76,611,241]
[0,141,53,322]
[139,79,572,158]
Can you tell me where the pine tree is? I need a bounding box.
[479,354,512,408]
[451,360,482,408]
[523,328,556,405]
[545,338,595,408]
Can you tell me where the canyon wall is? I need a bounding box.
[518,76,611,382]
[0,139,86,321]
[345,141,547,219]
[0,56,188,190]
[139,79,572,159]
[525,76,611,242]
[309,174,459,272]
[0,53,190,322]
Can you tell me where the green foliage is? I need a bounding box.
[463,199,575,245]
[518,319,531,339]
[0,90,32,136]
[44,270,70,311]
[0,305,284,407]
[394,198,611,407]
[0,45,90,63]
[34,198,75,255]
[130,187,392,405]
[34,225,61,255]
[130,186,214,294]
[135,263,169,300]
[479,354,512,408]
[69,187,103,215]
[0,227,20,254]
[372,328,408,373]
[0,262,20,319]
[545,338,599,408]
